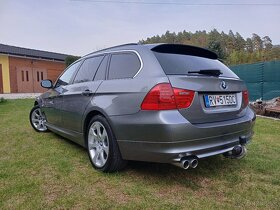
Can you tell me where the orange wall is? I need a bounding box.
[9,56,65,93]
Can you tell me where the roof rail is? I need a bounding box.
[85,43,139,57]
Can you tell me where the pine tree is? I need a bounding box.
[140,30,279,65]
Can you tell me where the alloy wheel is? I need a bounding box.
[88,121,109,167]
[31,107,47,132]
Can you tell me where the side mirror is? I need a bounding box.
[41,80,53,89]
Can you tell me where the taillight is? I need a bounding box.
[173,88,195,109]
[141,83,195,110]
[141,83,176,110]
[242,90,249,106]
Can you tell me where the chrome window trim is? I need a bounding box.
[85,50,143,78]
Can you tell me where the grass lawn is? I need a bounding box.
[0,99,279,209]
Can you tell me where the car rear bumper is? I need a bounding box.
[109,107,256,163]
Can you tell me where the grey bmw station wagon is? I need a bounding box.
[30,43,255,172]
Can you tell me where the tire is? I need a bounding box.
[29,105,48,132]
[86,115,127,172]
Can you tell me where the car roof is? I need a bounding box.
[82,43,218,60]
[84,43,140,57]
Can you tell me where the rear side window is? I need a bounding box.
[73,56,104,83]
[108,53,141,80]
[154,52,238,78]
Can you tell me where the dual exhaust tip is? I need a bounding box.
[173,157,198,170]
[173,145,247,170]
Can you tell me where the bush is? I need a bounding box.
[0,97,7,103]
[65,55,81,67]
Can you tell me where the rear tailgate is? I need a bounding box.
[151,44,248,124]
[168,75,247,124]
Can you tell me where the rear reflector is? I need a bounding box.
[141,83,195,110]
[242,90,249,106]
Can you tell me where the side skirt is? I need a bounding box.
[46,123,85,147]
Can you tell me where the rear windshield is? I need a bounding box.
[153,52,238,78]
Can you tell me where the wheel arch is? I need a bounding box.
[34,97,43,107]
[82,108,115,147]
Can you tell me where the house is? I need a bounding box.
[0,43,68,93]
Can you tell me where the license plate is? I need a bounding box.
[204,94,237,107]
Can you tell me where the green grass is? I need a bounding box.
[0,99,279,209]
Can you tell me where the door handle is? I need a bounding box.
[82,89,93,96]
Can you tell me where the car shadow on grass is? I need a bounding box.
[50,132,85,150]
[123,156,244,190]
[127,155,240,176]
[49,132,244,190]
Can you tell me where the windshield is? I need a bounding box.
[153,52,239,78]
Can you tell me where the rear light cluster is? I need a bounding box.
[242,90,249,106]
[141,83,195,110]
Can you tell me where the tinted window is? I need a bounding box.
[94,55,108,81]
[56,61,81,87]
[73,56,103,83]
[108,53,141,80]
[154,52,238,78]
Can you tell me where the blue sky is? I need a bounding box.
[0,0,279,55]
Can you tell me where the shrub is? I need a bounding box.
[0,97,7,103]
[65,55,81,67]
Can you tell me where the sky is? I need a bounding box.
[0,0,279,56]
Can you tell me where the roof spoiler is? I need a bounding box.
[151,44,218,59]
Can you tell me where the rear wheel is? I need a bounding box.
[87,115,127,172]
[29,105,48,132]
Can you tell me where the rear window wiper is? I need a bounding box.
[188,69,222,77]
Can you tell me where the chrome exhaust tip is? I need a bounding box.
[172,159,190,170]
[182,160,190,169]
[233,145,247,159]
[190,158,198,168]
[223,145,247,159]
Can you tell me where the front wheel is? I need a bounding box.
[87,115,127,172]
[29,105,48,132]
